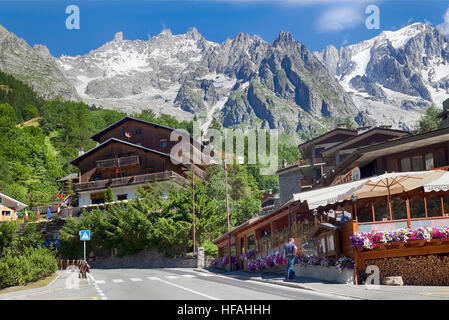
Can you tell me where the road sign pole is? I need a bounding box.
[83,240,86,262]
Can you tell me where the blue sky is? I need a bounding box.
[0,0,448,57]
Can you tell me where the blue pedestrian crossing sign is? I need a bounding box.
[79,230,90,241]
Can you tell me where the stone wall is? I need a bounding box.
[88,248,197,269]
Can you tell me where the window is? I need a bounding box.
[326,234,335,252]
[443,195,449,216]
[117,194,128,201]
[231,244,236,257]
[425,153,434,170]
[135,128,142,135]
[374,197,389,221]
[247,235,255,251]
[412,156,423,171]
[426,195,443,217]
[386,158,399,172]
[392,197,406,220]
[2,210,11,216]
[410,195,426,218]
[401,158,411,172]
[318,238,326,254]
[0,197,2,205]
[160,139,167,148]
[357,201,373,222]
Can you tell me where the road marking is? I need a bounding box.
[130,278,143,282]
[95,280,105,284]
[147,277,159,280]
[92,297,98,300]
[166,276,178,279]
[183,275,196,278]
[197,273,213,277]
[155,278,219,300]
[88,274,108,301]
[112,279,124,283]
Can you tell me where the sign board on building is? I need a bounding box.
[331,167,361,186]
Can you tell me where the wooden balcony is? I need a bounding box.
[298,157,325,167]
[299,178,313,187]
[74,171,187,192]
[298,158,312,166]
[96,155,140,170]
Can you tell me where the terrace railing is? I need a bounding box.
[96,155,140,170]
[74,171,187,192]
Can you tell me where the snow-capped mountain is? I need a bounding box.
[316,23,449,129]
[56,27,359,137]
[2,22,447,139]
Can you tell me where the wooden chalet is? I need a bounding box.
[0,192,27,222]
[71,117,208,206]
[213,123,449,284]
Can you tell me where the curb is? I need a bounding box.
[193,268,368,300]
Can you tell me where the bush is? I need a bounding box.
[0,247,57,289]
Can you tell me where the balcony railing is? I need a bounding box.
[299,178,313,187]
[322,165,336,175]
[298,157,325,167]
[74,171,187,192]
[96,155,140,170]
[298,158,312,166]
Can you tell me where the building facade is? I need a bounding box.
[0,193,27,222]
[71,117,207,207]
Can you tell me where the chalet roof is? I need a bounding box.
[91,117,177,142]
[57,173,79,182]
[70,138,178,167]
[276,162,300,175]
[320,126,449,186]
[0,192,27,211]
[298,128,357,151]
[321,127,409,156]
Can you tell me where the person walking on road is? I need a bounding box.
[283,237,298,280]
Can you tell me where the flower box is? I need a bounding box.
[294,265,354,284]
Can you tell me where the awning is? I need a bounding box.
[424,171,449,192]
[292,170,447,210]
[292,179,367,210]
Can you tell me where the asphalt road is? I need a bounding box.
[0,268,350,300]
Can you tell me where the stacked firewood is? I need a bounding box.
[366,255,449,286]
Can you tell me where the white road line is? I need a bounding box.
[102,297,108,300]
[130,278,143,282]
[197,273,213,277]
[155,278,219,300]
[166,276,178,279]
[88,273,108,300]
[147,277,159,280]
[112,279,124,283]
[183,275,196,278]
[95,280,106,284]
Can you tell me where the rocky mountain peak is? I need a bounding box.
[186,27,202,40]
[113,31,123,42]
[274,30,295,46]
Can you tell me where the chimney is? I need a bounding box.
[379,125,392,129]
[78,147,85,157]
[282,159,288,168]
[337,122,347,129]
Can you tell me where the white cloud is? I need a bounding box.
[316,6,364,33]
[437,6,449,36]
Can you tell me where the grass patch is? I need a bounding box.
[0,272,58,294]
